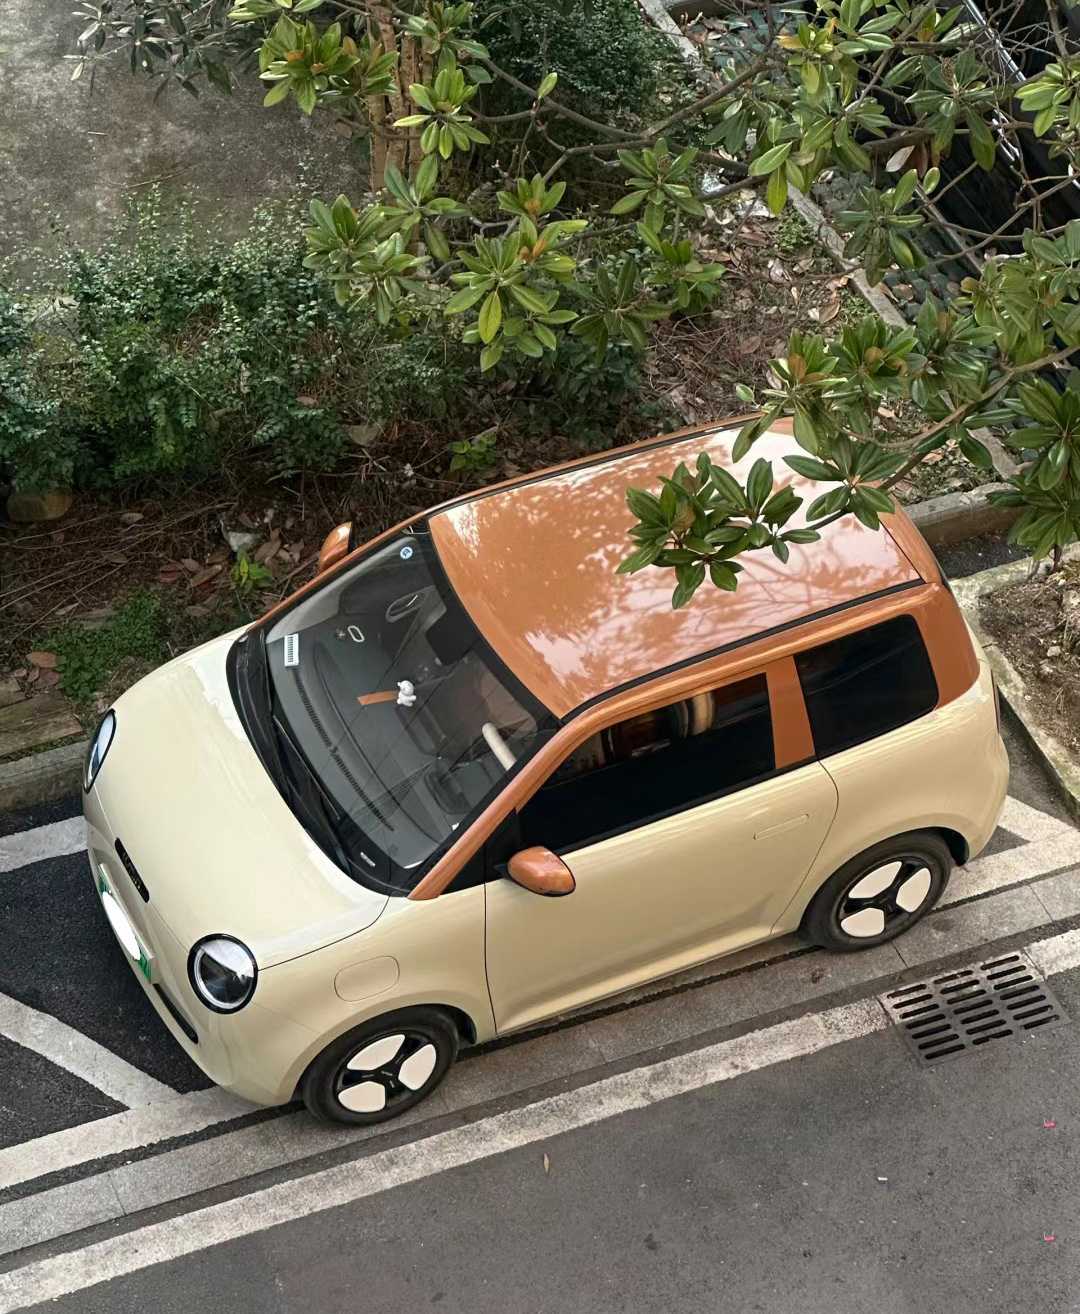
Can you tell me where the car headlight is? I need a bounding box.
[84,711,116,792]
[188,935,257,1013]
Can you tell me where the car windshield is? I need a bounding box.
[263,525,556,893]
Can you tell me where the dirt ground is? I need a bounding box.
[980,565,1080,757]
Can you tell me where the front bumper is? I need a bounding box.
[84,787,316,1107]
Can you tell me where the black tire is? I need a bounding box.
[301,1007,458,1126]
[801,831,953,953]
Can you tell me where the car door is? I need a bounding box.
[484,666,839,1034]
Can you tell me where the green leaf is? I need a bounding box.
[616,542,663,574]
[537,71,557,100]
[746,457,773,511]
[749,142,793,177]
[708,561,740,591]
[766,167,788,216]
[672,562,707,609]
[610,190,649,215]
[480,341,504,372]
[785,455,840,481]
[262,78,292,106]
[478,290,502,343]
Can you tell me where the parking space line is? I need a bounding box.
[0,998,889,1310]
[0,1088,255,1193]
[942,830,1080,906]
[0,993,174,1111]
[998,796,1074,843]
[0,819,85,874]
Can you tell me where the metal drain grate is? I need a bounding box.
[881,951,1069,1066]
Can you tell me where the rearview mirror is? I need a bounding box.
[507,847,575,897]
[318,521,354,575]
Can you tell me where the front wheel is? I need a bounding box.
[301,1007,458,1125]
[801,831,952,953]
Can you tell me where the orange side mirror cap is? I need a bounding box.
[507,847,575,897]
[318,522,353,574]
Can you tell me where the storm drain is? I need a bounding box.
[881,952,1069,1066]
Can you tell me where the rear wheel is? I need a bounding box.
[801,832,952,953]
[301,1007,458,1125]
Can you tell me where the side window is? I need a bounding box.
[794,614,938,758]
[518,674,774,853]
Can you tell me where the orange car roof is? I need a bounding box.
[429,425,923,718]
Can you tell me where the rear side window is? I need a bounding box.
[795,615,938,758]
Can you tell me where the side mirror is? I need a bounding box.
[318,521,354,575]
[507,847,575,897]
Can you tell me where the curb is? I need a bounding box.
[0,739,87,815]
[953,553,1080,822]
[904,483,1019,548]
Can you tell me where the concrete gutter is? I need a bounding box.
[953,552,1080,822]
[904,483,1020,548]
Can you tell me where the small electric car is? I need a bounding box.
[83,419,1008,1123]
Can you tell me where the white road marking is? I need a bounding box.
[942,830,1080,907]
[0,818,85,874]
[0,999,889,1312]
[997,796,1073,843]
[0,1088,256,1192]
[1028,927,1080,977]
[0,993,173,1110]
[0,795,1076,1195]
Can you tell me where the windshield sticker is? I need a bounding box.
[283,633,299,668]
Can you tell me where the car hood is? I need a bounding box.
[92,629,389,968]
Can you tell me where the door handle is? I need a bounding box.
[754,813,809,840]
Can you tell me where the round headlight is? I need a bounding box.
[188,935,257,1013]
[84,711,116,792]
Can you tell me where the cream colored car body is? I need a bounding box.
[84,623,1006,1107]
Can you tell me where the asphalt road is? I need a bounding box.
[2,714,1080,1313]
[35,963,1080,1314]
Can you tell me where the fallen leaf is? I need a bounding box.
[25,667,40,685]
[189,564,224,589]
[50,530,66,543]
[27,650,58,670]
[254,536,281,565]
[186,604,210,618]
[736,334,763,357]
[767,258,790,284]
[181,557,202,573]
[297,395,318,407]
[36,669,61,689]
[119,511,144,526]
[102,551,128,565]
[158,565,183,585]
[56,603,78,616]
[543,1153,550,1175]
[811,294,841,325]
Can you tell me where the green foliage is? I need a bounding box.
[479,0,677,127]
[0,197,356,490]
[231,552,274,597]
[44,591,170,706]
[448,426,497,472]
